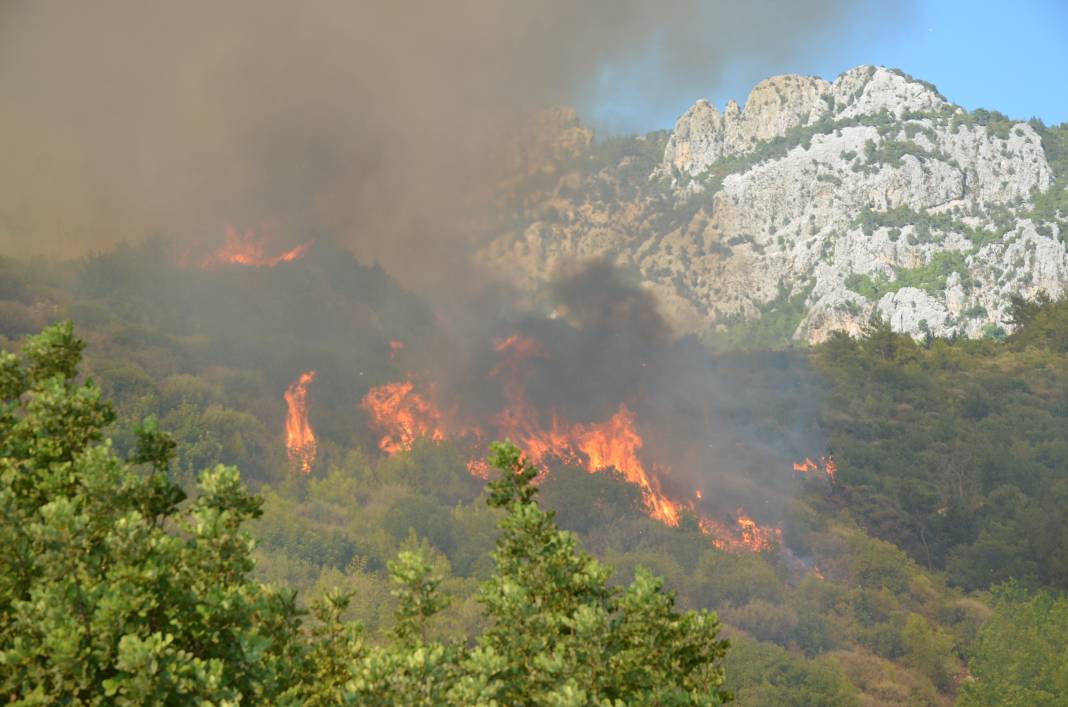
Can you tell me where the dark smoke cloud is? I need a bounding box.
[553,260,672,344]
[415,259,825,519]
[0,0,911,288]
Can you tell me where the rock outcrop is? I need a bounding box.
[481,66,1068,344]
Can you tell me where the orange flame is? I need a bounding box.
[485,336,683,525]
[792,455,836,482]
[822,455,837,482]
[284,371,318,473]
[202,227,313,268]
[361,380,446,454]
[701,508,782,553]
[573,405,681,526]
[360,334,782,552]
[492,334,548,371]
[466,458,491,479]
[734,508,783,552]
[389,340,405,360]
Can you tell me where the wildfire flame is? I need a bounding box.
[361,380,447,454]
[792,455,836,483]
[701,509,783,553]
[357,333,784,552]
[822,455,837,482]
[485,336,683,525]
[572,405,681,526]
[492,334,548,372]
[466,458,492,479]
[202,226,313,268]
[284,371,318,473]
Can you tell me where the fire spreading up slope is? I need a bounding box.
[360,334,792,552]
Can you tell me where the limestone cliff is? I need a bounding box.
[481,66,1068,344]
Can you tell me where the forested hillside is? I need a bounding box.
[3,244,1067,704]
[813,303,1068,591]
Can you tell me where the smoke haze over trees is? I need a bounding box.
[4,2,1068,703]
[0,0,910,286]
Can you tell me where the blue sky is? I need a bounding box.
[584,1,1068,135]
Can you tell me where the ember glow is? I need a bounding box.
[284,371,318,473]
[361,380,447,454]
[202,227,313,268]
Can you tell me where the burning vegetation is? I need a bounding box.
[201,227,313,268]
[700,510,784,554]
[361,380,447,454]
[284,371,318,473]
[792,455,837,483]
[354,333,781,553]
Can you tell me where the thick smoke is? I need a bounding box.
[1,0,909,289]
[0,2,883,540]
[415,259,825,521]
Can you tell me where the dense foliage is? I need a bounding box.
[957,583,1068,706]
[0,323,302,703]
[812,305,1068,591]
[0,323,730,704]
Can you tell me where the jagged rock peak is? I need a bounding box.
[663,65,951,176]
[480,64,1066,347]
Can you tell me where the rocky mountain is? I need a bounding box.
[480,66,1068,344]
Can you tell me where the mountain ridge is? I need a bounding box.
[480,65,1068,345]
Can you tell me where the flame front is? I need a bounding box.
[487,336,683,525]
[202,227,313,268]
[284,371,318,473]
[361,380,447,454]
[573,406,681,526]
[733,508,783,552]
[358,334,785,552]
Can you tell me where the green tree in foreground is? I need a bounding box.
[0,322,304,703]
[1,322,730,704]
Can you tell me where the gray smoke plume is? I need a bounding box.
[1,0,911,290]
